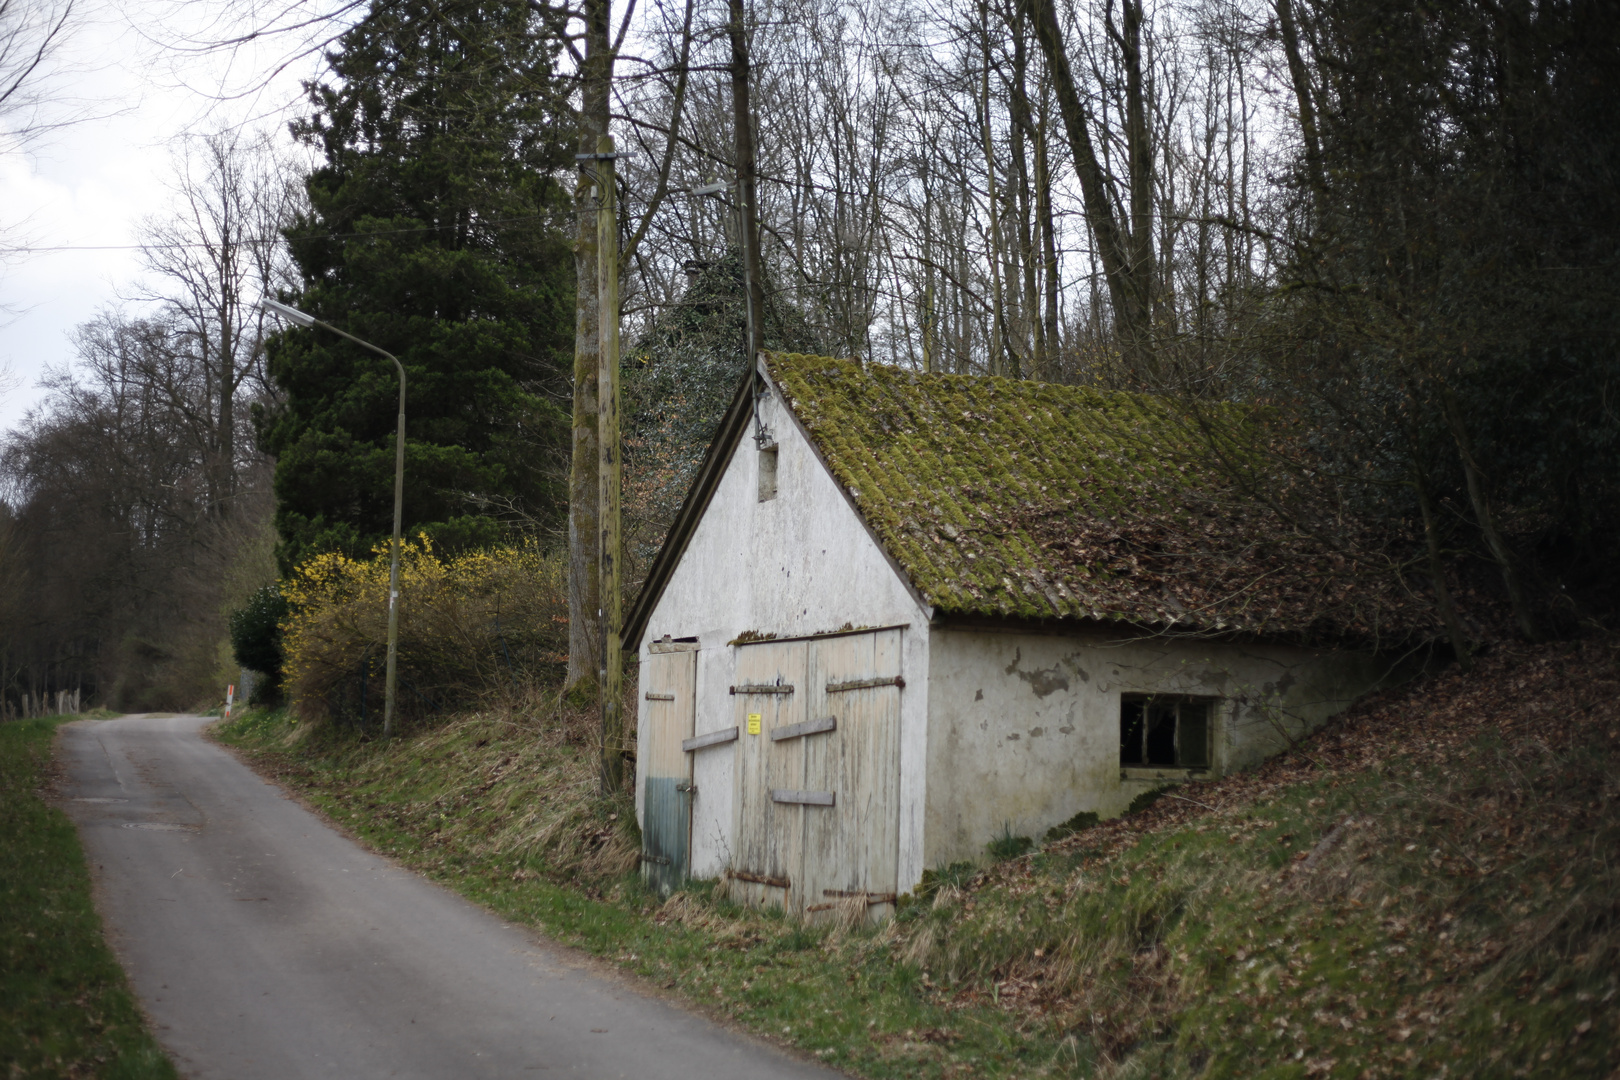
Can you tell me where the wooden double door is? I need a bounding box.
[729,628,903,921]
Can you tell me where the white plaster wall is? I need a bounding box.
[922,627,1405,868]
[637,365,932,883]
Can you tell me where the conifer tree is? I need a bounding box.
[261,0,574,571]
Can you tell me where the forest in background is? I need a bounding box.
[0,0,1615,715]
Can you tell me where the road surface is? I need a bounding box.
[58,713,836,1080]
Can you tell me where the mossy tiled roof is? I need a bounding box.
[766,353,1432,642]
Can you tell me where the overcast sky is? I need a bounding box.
[0,0,335,435]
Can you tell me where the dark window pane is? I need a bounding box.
[1177,702,1209,767]
[1120,700,1145,765]
[1146,702,1178,765]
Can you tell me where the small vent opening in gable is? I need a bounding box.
[758,444,779,501]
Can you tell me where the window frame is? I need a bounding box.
[1119,693,1216,776]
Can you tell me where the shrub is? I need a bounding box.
[229,585,289,686]
[280,536,567,725]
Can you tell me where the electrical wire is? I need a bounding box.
[7,212,562,254]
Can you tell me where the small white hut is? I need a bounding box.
[628,352,1424,917]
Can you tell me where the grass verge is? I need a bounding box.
[1,716,177,1079]
[216,640,1620,1079]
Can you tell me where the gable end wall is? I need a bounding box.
[637,371,931,887]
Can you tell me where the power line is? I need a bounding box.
[7,213,561,254]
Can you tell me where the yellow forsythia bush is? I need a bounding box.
[281,536,568,724]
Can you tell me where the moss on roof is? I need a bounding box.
[765,353,1434,643]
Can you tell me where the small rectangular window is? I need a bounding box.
[758,444,779,501]
[1120,695,1212,768]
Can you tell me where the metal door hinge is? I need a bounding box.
[826,675,905,692]
[771,788,835,806]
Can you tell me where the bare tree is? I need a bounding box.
[0,0,75,149]
[133,127,297,518]
[0,124,291,711]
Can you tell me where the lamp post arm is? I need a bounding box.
[308,316,404,381]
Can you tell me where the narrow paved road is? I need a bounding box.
[59,714,836,1080]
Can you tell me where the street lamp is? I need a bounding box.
[261,297,407,738]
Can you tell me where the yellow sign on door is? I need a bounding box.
[747,712,762,736]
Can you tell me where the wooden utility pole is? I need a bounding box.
[594,135,625,793]
[564,0,612,704]
[728,0,764,359]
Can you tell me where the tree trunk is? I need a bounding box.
[1037,84,1061,377]
[1118,0,1154,334]
[1018,0,1152,366]
[729,0,764,359]
[1275,0,1327,202]
[921,158,936,373]
[977,0,1008,376]
[1414,468,1473,670]
[1442,386,1540,641]
[1007,22,1042,379]
[217,292,235,518]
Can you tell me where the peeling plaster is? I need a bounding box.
[1002,647,1071,698]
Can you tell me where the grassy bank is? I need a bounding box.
[216,640,1620,1079]
[0,716,177,1079]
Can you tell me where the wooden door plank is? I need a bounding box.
[682,727,739,752]
[642,648,698,897]
[865,629,904,904]
[800,632,863,920]
[800,629,904,924]
[731,639,806,911]
[764,640,808,907]
[769,715,836,741]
